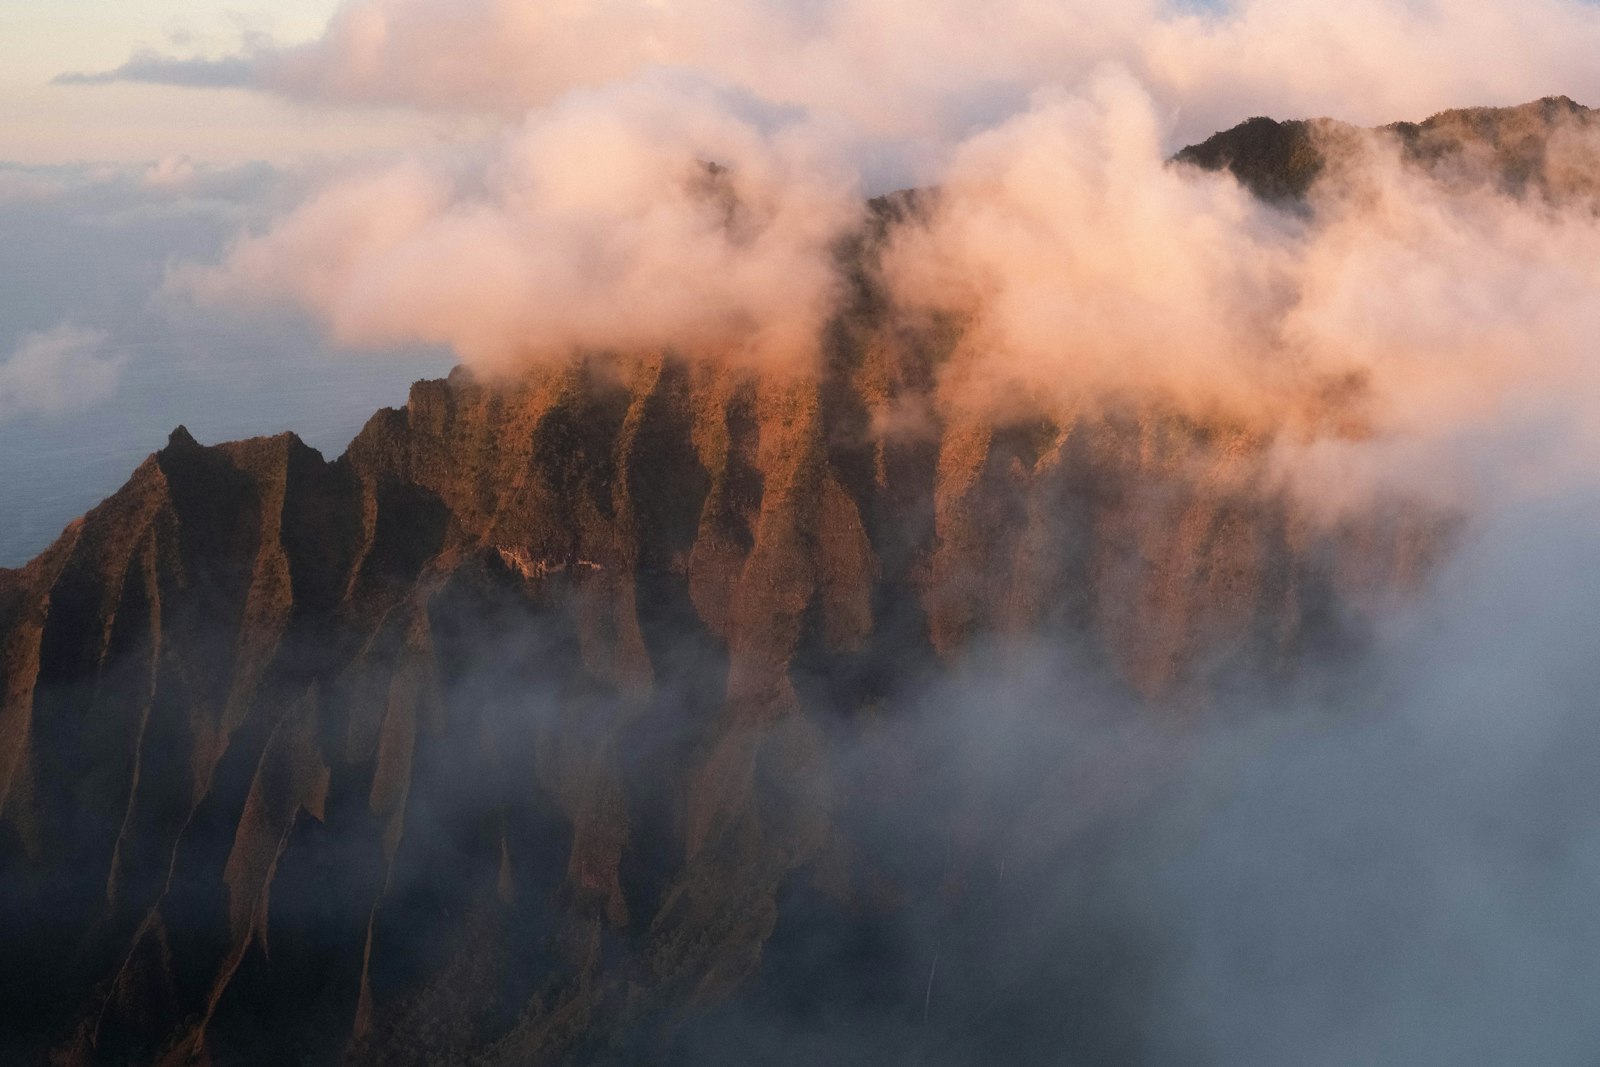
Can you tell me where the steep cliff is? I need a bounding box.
[0,106,1498,1065]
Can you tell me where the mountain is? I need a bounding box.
[0,100,1564,1065]
[1174,94,1598,201]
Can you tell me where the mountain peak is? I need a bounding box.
[1172,115,1337,200]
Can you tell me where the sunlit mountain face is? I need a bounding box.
[8,2,1600,1064]
[3,95,1600,1064]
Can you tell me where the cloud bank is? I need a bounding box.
[176,65,1600,520]
[106,0,1600,475]
[883,76,1600,460]
[69,0,1600,147]
[179,84,861,371]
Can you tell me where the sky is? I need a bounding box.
[0,0,433,163]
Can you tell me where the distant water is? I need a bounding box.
[0,348,453,568]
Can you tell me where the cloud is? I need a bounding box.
[0,159,279,207]
[176,82,862,372]
[665,474,1600,1064]
[869,74,1600,521]
[121,0,1600,498]
[142,155,199,190]
[61,0,1600,149]
[1134,485,1600,1066]
[880,71,1304,418]
[0,326,125,419]
[54,0,1600,541]
[53,49,256,90]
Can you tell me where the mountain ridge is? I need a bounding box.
[1175,93,1597,199]
[0,97,1565,1065]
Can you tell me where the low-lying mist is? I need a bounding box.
[649,489,1600,1065]
[376,471,1600,1065]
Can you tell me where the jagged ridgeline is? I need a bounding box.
[0,99,1588,1066]
[1174,93,1599,201]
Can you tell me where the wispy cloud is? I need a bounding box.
[54,49,256,90]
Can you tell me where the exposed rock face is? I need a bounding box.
[0,102,1523,1065]
[1175,95,1599,202]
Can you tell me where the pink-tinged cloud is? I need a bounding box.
[70,0,1600,147]
[177,86,861,372]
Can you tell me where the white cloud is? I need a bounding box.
[0,326,126,419]
[67,0,1600,150]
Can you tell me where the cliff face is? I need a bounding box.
[0,110,1481,1066]
[0,353,1432,1066]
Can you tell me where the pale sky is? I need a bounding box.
[0,0,427,163]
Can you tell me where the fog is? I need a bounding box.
[652,479,1600,1065]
